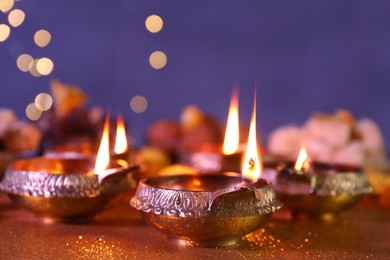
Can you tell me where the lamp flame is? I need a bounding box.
[94,115,110,175]
[114,114,128,154]
[242,94,262,181]
[222,87,239,155]
[294,146,310,172]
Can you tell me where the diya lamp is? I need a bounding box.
[271,147,372,221]
[131,94,282,247]
[184,87,244,173]
[0,116,139,223]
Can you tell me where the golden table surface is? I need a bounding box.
[0,191,389,260]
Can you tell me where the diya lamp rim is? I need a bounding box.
[0,156,139,198]
[137,172,272,192]
[271,162,373,197]
[130,172,282,218]
[275,160,364,176]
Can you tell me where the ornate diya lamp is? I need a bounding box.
[0,157,138,222]
[270,147,372,220]
[132,94,282,247]
[131,172,281,247]
[0,115,139,223]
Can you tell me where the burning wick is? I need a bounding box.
[248,157,256,171]
[294,147,311,173]
[114,114,129,155]
[222,86,239,155]
[94,115,110,176]
[241,88,262,185]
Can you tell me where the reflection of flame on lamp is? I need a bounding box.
[114,114,128,155]
[222,87,239,155]
[242,94,262,182]
[94,115,110,175]
[294,146,311,173]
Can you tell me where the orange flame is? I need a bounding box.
[294,146,310,172]
[114,114,128,154]
[222,87,239,155]
[242,94,262,181]
[94,115,110,175]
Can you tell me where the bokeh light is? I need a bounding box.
[36,57,54,75]
[29,59,42,77]
[0,0,14,13]
[130,95,148,113]
[145,15,163,33]
[34,29,51,48]
[26,103,42,121]
[16,53,33,72]
[149,51,167,69]
[8,9,25,27]
[34,92,53,111]
[0,24,11,42]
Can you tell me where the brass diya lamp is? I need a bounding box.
[131,172,281,247]
[132,94,282,247]
[269,147,372,221]
[0,115,139,223]
[0,157,138,222]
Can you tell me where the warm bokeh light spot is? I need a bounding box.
[34,29,51,47]
[16,54,33,72]
[130,95,148,113]
[8,9,25,27]
[242,95,262,181]
[0,0,14,13]
[222,87,239,155]
[29,59,42,77]
[36,57,54,75]
[26,103,42,121]
[149,51,167,69]
[145,15,163,33]
[0,24,11,42]
[35,92,53,111]
[114,115,128,154]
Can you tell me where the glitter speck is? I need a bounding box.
[79,236,83,240]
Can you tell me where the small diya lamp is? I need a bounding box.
[131,94,282,247]
[183,87,244,173]
[0,116,139,223]
[271,147,372,221]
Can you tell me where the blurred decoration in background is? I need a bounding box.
[145,14,163,33]
[0,0,389,150]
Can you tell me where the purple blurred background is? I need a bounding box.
[0,0,389,148]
